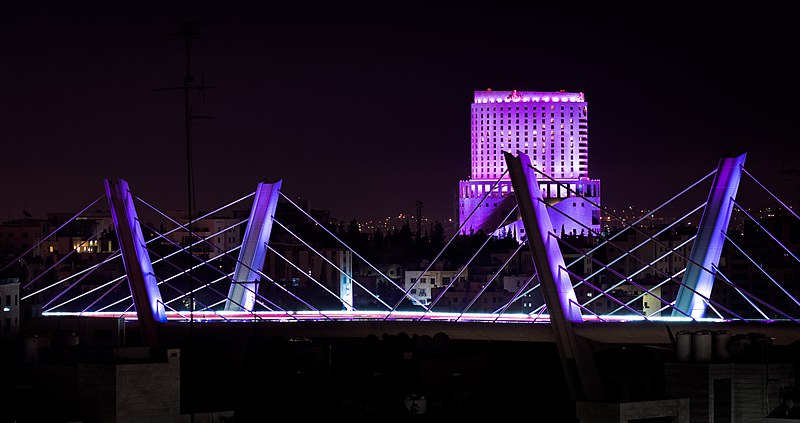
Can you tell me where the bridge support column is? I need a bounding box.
[672,153,746,319]
[104,178,167,347]
[338,250,353,311]
[504,151,605,402]
[225,180,282,312]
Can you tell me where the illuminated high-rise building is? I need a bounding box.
[457,89,601,239]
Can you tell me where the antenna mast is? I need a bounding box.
[152,21,214,325]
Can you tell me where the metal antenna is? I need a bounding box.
[151,26,217,421]
[152,22,217,325]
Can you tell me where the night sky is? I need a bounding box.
[2,2,798,225]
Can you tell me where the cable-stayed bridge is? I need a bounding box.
[6,151,800,403]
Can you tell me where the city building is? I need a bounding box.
[0,217,49,259]
[0,278,20,337]
[161,211,244,258]
[404,267,467,307]
[458,89,601,240]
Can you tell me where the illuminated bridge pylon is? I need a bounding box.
[8,151,800,348]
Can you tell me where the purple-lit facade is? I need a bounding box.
[458,90,601,238]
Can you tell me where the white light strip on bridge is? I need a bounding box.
[41,309,738,324]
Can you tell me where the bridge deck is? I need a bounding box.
[108,318,800,347]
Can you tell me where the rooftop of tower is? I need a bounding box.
[473,89,585,104]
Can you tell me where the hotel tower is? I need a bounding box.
[458,89,601,239]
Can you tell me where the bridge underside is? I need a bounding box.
[37,314,800,346]
[156,319,800,346]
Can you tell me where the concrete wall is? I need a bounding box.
[115,350,181,423]
[665,362,795,423]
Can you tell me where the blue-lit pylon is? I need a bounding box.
[504,151,604,402]
[672,153,746,319]
[225,180,282,312]
[104,178,167,347]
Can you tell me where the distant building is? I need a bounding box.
[457,89,601,239]
[0,218,48,259]
[0,278,20,337]
[404,268,467,307]
[163,211,243,257]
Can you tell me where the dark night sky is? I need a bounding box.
[2,2,799,225]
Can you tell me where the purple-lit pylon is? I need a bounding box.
[104,178,167,347]
[503,151,582,322]
[225,180,282,312]
[672,153,746,319]
[504,151,605,402]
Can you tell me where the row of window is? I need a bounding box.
[473,104,583,111]
[475,114,581,120]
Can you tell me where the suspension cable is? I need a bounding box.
[723,232,800,311]
[273,218,391,310]
[732,199,800,264]
[607,247,691,315]
[740,166,800,221]
[423,205,520,318]
[141,227,289,317]
[278,192,413,306]
[23,221,113,290]
[558,168,716,271]
[50,244,238,313]
[79,277,126,316]
[147,248,256,320]
[455,240,525,320]
[549,205,742,320]
[27,196,252,301]
[266,245,355,311]
[559,265,649,320]
[141,201,326,319]
[531,164,769,316]
[35,218,248,306]
[386,171,511,318]
[714,267,771,320]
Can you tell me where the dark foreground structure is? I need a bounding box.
[3,317,800,422]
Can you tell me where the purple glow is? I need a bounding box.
[460,89,599,238]
[104,179,167,325]
[473,90,585,104]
